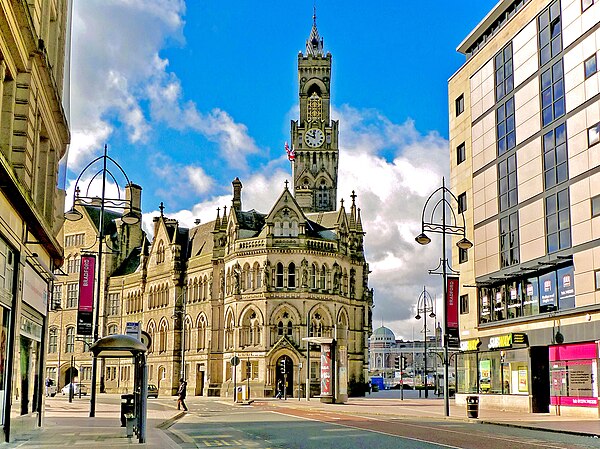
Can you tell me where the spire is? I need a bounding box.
[306,6,324,57]
[214,207,221,231]
[350,191,357,228]
[222,205,228,227]
[356,207,364,233]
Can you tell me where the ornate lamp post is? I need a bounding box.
[415,178,472,416]
[64,144,140,417]
[415,286,435,398]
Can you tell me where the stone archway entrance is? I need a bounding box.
[275,355,293,398]
[63,365,79,388]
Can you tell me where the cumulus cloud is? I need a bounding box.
[69,0,257,172]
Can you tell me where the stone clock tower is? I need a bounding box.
[291,13,339,213]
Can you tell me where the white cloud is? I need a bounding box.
[69,0,258,173]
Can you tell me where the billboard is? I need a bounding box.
[446,276,460,348]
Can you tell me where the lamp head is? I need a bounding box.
[415,233,431,245]
[64,207,83,221]
[121,211,140,225]
[429,312,436,319]
[415,313,421,320]
[457,237,473,250]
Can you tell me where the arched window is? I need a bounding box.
[254,263,262,289]
[65,327,75,353]
[287,321,293,337]
[276,263,284,288]
[184,317,192,351]
[278,321,284,336]
[147,321,156,353]
[107,324,118,335]
[311,264,318,289]
[288,263,296,289]
[159,320,168,353]
[48,328,58,353]
[320,265,326,290]
[225,312,235,349]
[196,315,207,350]
[157,240,165,264]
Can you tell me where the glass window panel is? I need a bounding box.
[500,195,508,211]
[543,107,553,126]
[559,210,570,227]
[544,130,554,149]
[498,122,506,138]
[557,163,568,183]
[548,234,559,253]
[553,81,563,100]
[554,98,565,117]
[585,55,597,78]
[559,229,571,248]
[508,172,517,186]
[558,189,569,208]
[497,105,505,122]
[498,138,506,154]
[505,59,513,74]
[551,36,562,56]
[507,115,515,132]
[545,151,555,167]
[545,171,556,188]
[504,45,512,60]
[508,155,516,171]
[499,178,508,194]
[592,195,600,217]
[507,132,516,150]
[542,70,552,88]
[506,75,514,93]
[539,10,549,28]
[542,88,552,108]
[495,53,504,67]
[496,69,504,84]
[509,190,518,207]
[499,160,507,177]
[555,124,566,143]
[550,2,560,20]
[589,124,600,146]
[540,27,551,46]
[496,85,504,100]
[506,97,514,111]
[546,195,557,214]
[541,46,551,66]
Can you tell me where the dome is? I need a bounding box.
[370,326,396,342]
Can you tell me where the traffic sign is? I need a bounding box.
[230,356,240,366]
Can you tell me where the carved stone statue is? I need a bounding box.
[263,261,270,290]
[301,258,308,287]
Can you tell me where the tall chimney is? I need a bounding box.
[232,177,242,211]
[125,183,142,215]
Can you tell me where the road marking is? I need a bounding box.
[270,410,463,449]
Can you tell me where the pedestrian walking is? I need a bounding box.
[177,378,188,411]
[45,377,53,397]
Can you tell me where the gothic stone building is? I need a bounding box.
[46,17,373,398]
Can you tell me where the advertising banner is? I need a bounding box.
[446,276,460,348]
[320,343,332,396]
[77,255,95,335]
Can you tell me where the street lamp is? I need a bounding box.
[415,286,435,399]
[64,144,140,417]
[415,177,472,417]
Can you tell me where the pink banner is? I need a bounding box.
[78,255,95,312]
[549,342,598,361]
[320,343,332,396]
[551,396,598,407]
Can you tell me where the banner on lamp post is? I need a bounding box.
[77,255,95,336]
[446,276,460,349]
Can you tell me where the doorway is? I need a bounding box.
[195,364,204,396]
[275,355,293,397]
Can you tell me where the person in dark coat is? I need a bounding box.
[177,378,188,411]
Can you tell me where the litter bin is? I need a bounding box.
[120,394,135,427]
[466,396,479,418]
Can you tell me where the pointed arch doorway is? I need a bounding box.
[275,355,293,398]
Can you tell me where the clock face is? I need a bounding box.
[304,128,325,148]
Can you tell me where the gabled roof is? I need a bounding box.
[83,205,121,235]
[188,221,216,258]
[112,245,144,276]
[235,209,266,232]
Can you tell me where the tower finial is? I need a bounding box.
[306,4,324,57]
[313,4,317,25]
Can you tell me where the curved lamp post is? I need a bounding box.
[64,144,140,417]
[415,286,435,398]
[415,178,472,416]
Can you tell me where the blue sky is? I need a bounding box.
[67,1,498,339]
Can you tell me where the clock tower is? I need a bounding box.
[291,11,339,213]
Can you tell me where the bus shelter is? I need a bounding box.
[89,335,148,443]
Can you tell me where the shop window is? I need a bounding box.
[492,286,506,321]
[506,281,522,319]
[479,288,491,324]
[522,277,540,316]
[557,266,575,310]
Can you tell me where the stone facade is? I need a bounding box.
[47,17,373,399]
[0,0,70,441]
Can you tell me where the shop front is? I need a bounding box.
[456,333,533,412]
